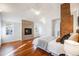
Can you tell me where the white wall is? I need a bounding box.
[34,18,60,38]
[1,13,22,43]
[1,21,22,43]
[34,18,52,37]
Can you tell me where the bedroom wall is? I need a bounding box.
[34,18,52,37]
[1,13,22,43]
[1,21,22,43]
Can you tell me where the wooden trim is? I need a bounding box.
[2,40,21,45]
[2,39,33,45]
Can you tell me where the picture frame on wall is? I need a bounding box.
[6,24,13,35]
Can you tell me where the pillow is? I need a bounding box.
[65,40,79,45]
[68,33,79,42]
[56,36,61,42]
[60,33,71,44]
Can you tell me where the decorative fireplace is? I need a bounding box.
[24,28,32,35]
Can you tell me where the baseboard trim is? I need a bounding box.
[1,40,22,45]
[2,39,33,45]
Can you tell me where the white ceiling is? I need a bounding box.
[0,3,60,22]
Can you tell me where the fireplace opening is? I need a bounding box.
[24,28,32,35]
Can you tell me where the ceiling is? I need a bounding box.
[0,3,61,22]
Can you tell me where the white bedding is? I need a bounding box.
[33,36,65,55]
[47,40,64,55]
[33,36,55,51]
[64,40,79,56]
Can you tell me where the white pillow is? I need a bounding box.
[64,40,79,45]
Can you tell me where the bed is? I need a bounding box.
[33,36,55,52]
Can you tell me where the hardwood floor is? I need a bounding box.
[0,39,50,56]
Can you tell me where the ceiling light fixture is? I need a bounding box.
[31,8,40,15]
[35,11,40,15]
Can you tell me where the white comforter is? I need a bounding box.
[47,40,65,55]
[33,36,65,55]
[33,36,54,51]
